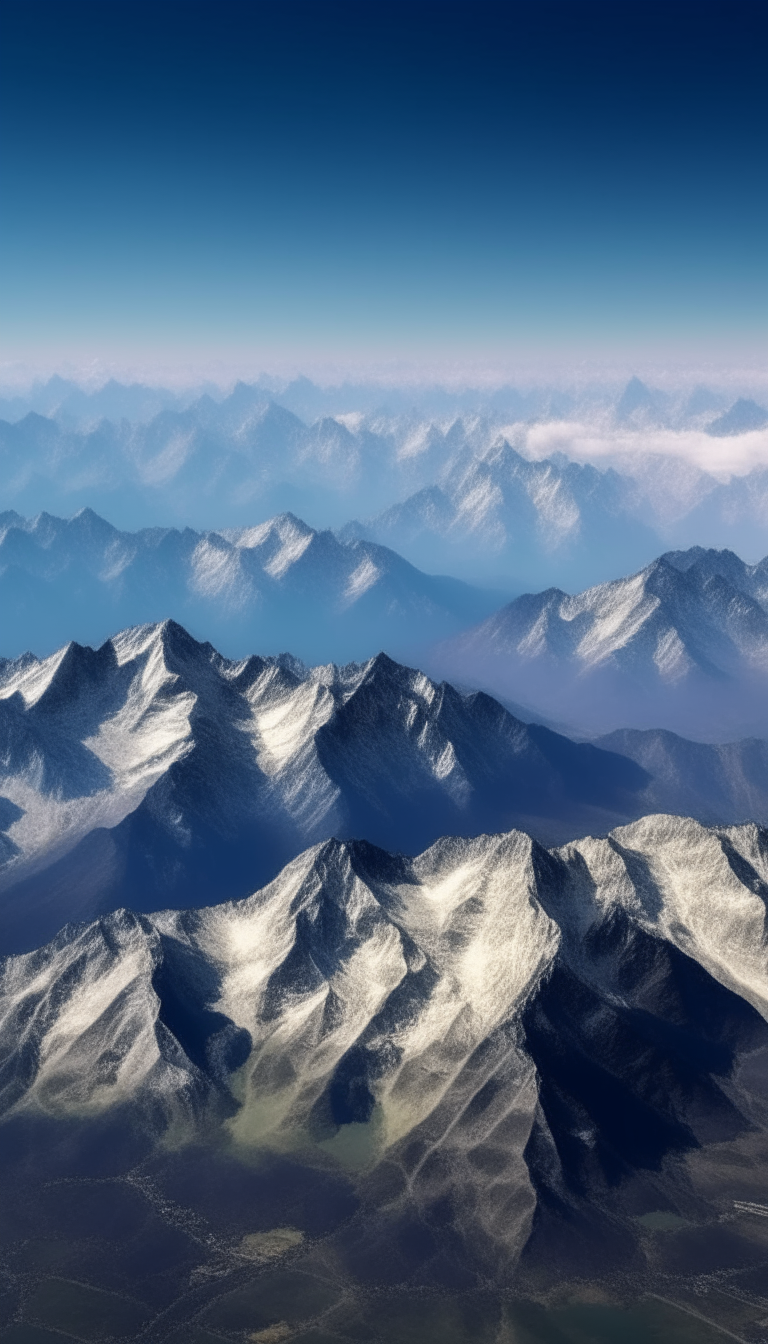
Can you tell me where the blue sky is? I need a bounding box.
[1,0,766,375]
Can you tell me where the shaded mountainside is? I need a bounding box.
[429,548,768,740]
[2,620,766,957]
[1,816,767,1316]
[597,728,768,824]
[0,507,501,663]
[0,621,666,954]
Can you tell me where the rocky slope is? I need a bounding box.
[0,621,663,954]
[344,437,660,589]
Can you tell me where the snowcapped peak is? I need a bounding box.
[9,618,742,955]
[6,814,764,1176]
[431,545,768,738]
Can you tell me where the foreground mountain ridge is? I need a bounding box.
[1,813,766,1285]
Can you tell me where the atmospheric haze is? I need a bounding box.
[1,1,767,1341]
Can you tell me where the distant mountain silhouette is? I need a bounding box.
[429,547,768,739]
[707,398,768,436]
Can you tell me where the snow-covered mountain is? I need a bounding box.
[429,548,768,740]
[3,619,766,958]
[0,621,660,954]
[0,507,501,662]
[343,437,661,589]
[2,373,763,433]
[1,815,766,1301]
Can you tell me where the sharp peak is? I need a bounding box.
[502,585,568,610]
[116,617,218,665]
[258,398,306,422]
[29,638,118,709]
[272,510,315,529]
[155,617,216,656]
[249,511,316,537]
[361,650,420,679]
[641,553,710,585]
[68,506,118,529]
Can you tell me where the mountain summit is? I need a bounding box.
[0,622,652,953]
[2,619,766,957]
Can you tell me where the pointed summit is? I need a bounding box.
[707,398,768,437]
[615,376,657,421]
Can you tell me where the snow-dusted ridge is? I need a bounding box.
[0,507,502,665]
[3,814,766,1131]
[3,619,766,958]
[2,378,768,594]
[430,546,768,739]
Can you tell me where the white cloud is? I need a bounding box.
[521,420,768,479]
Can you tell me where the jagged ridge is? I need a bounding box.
[5,619,765,957]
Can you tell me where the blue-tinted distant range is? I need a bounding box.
[2,1,768,1342]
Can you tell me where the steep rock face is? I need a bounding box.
[0,507,499,663]
[1,817,766,1278]
[0,623,660,953]
[429,550,768,739]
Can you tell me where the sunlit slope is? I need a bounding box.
[1,816,766,1275]
[430,548,768,739]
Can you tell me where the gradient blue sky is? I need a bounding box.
[1,0,766,376]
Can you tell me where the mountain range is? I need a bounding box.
[1,377,767,589]
[3,506,767,749]
[342,437,661,588]
[2,620,766,958]
[1,814,766,1332]
[2,373,765,433]
[2,376,768,1336]
[430,547,768,740]
[0,507,500,663]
